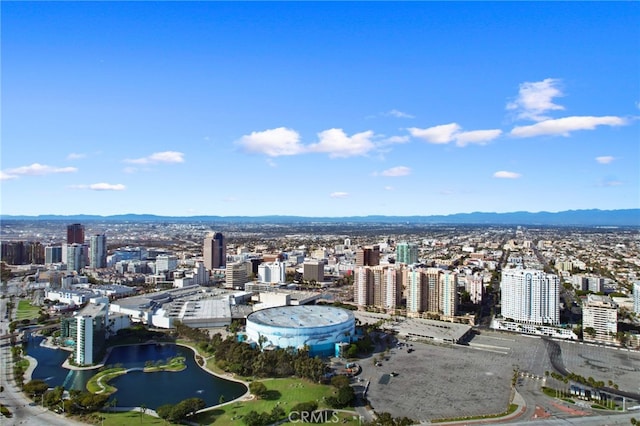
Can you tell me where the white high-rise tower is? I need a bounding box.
[500,269,559,325]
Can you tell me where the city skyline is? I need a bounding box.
[2,2,639,217]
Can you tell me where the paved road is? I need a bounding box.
[0,289,88,426]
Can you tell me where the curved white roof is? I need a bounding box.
[247,305,354,328]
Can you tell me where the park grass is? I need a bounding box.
[86,368,126,394]
[192,377,353,425]
[144,356,186,372]
[15,300,40,321]
[89,411,165,425]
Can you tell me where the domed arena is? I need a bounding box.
[245,305,356,357]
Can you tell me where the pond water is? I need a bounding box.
[25,336,247,409]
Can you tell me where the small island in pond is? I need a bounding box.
[87,356,186,395]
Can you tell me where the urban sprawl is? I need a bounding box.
[1,220,639,425]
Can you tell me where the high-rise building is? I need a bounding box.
[425,268,441,313]
[66,243,87,273]
[396,242,419,265]
[1,241,26,265]
[382,266,402,310]
[353,266,373,306]
[28,242,45,264]
[61,303,108,365]
[303,260,324,283]
[634,282,640,315]
[356,245,380,267]
[439,271,458,317]
[90,234,107,269]
[500,269,559,325]
[45,245,63,264]
[582,294,618,344]
[354,265,401,310]
[203,232,226,270]
[67,223,85,244]
[405,267,426,314]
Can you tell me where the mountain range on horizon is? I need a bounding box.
[1,209,638,227]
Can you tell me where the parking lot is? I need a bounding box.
[360,337,513,422]
[358,329,640,422]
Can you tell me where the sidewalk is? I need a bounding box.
[423,390,526,425]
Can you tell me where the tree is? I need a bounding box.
[140,403,147,423]
[249,381,268,399]
[229,320,242,335]
[290,401,318,421]
[156,404,173,421]
[23,380,49,398]
[331,375,350,389]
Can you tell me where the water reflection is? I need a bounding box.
[26,337,246,409]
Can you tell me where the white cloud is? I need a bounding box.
[384,186,395,191]
[67,152,86,160]
[0,171,18,181]
[409,123,501,147]
[506,78,565,121]
[125,151,185,164]
[266,159,277,168]
[236,127,304,157]
[455,129,503,147]
[89,183,125,191]
[408,123,460,144]
[123,167,138,174]
[493,171,522,179]
[308,129,376,158]
[329,192,349,199]
[510,116,626,138]
[381,135,410,145]
[380,166,411,177]
[595,156,615,164]
[2,163,78,177]
[70,183,126,191]
[90,183,125,191]
[385,109,414,119]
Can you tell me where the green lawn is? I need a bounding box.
[86,368,126,394]
[89,411,165,426]
[15,300,40,321]
[192,377,355,425]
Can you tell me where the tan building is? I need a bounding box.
[583,294,618,344]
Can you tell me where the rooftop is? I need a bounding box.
[247,305,354,328]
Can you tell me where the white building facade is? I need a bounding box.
[500,269,559,325]
[258,260,286,284]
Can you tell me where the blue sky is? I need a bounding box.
[2,1,639,217]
